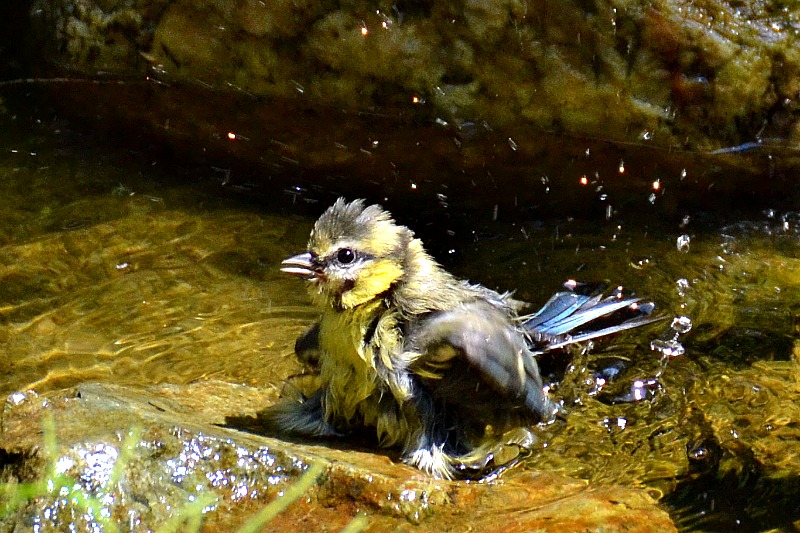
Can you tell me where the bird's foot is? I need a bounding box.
[404,427,538,480]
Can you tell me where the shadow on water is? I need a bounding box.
[665,463,800,532]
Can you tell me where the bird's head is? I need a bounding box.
[281,198,414,310]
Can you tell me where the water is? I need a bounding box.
[2,92,800,532]
[0,111,316,396]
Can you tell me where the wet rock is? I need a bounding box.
[2,0,798,217]
[0,381,677,532]
[21,0,800,150]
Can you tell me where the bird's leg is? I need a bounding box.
[402,436,458,480]
[399,397,460,479]
[403,417,539,480]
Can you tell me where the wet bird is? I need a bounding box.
[269,198,657,479]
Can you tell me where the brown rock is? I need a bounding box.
[0,381,676,532]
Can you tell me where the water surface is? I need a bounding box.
[1,96,799,532]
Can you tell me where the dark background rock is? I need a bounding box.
[21,0,800,150]
[1,0,799,218]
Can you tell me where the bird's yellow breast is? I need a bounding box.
[317,300,384,422]
[316,299,413,445]
[318,300,382,364]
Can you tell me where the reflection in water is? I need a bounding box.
[1,112,800,531]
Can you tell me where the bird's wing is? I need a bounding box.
[410,301,559,420]
[294,321,322,366]
[522,286,661,353]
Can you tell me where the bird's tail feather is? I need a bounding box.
[522,282,661,353]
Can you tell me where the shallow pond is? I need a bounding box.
[1,93,799,532]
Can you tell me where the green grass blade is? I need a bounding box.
[236,461,326,533]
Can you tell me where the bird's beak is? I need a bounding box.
[280,252,320,280]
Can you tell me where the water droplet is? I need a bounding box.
[670,315,692,334]
[630,378,659,401]
[650,339,685,357]
[687,445,708,461]
[7,391,29,406]
[676,278,690,297]
[676,234,690,253]
[55,456,75,474]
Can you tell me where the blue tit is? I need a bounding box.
[269,198,658,479]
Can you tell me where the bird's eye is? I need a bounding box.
[336,248,356,264]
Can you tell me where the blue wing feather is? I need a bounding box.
[522,284,661,353]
